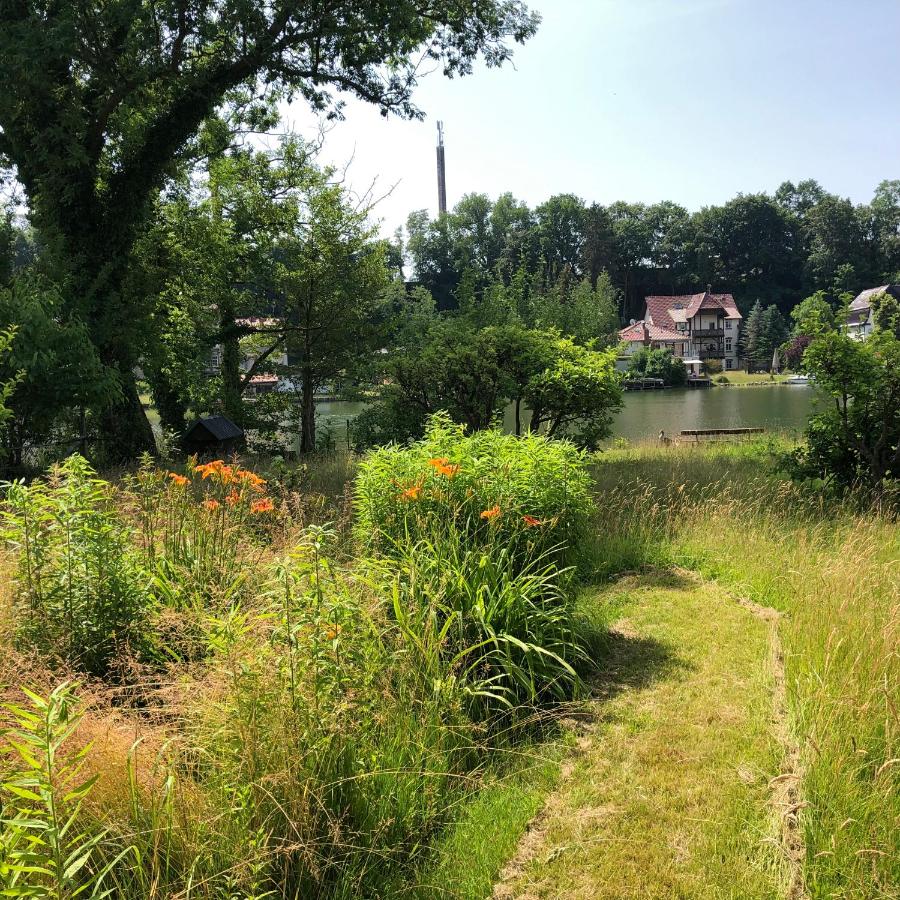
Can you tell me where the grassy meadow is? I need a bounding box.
[0,432,897,898]
[589,442,899,897]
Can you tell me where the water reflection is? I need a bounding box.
[313,385,822,446]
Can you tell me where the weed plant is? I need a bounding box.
[1,457,147,676]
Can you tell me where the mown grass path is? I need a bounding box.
[492,570,789,899]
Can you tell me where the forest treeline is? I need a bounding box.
[404,179,900,320]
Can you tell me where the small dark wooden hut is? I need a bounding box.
[183,416,244,456]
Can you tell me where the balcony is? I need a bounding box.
[698,349,725,360]
[691,328,725,339]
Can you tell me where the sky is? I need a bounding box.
[283,0,900,238]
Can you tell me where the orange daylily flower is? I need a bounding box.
[225,489,241,507]
[202,499,220,511]
[522,515,544,527]
[250,497,274,514]
[429,457,449,467]
[480,504,501,521]
[324,623,342,641]
[236,469,267,491]
[168,472,189,487]
[401,483,422,501]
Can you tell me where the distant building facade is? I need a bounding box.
[619,291,742,370]
[843,285,900,340]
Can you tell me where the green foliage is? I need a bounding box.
[358,323,622,450]
[741,300,788,365]
[0,682,124,899]
[356,415,593,715]
[1,457,147,675]
[626,347,688,386]
[870,289,900,338]
[526,339,623,447]
[790,331,900,492]
[0,280,114,469]
[355,414,592,569]
[790,291,835,336]
[387,535,586,715]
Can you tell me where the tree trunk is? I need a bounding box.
[98,366,157,462]
[144,363,188,438]
[299,367,316,454]
[515,397,522,436]
[219,296,245,426]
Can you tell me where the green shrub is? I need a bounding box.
[355,414,592,569]
[1,455,147,675]
[627,347,688,386]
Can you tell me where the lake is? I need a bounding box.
[313,384,823,447]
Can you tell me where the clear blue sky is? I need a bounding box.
[284,0,900,237]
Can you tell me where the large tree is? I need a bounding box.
[0,0,538,458]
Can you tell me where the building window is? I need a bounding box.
[725,358,733,370]
[726,320,732,329]
[725,338,732,352]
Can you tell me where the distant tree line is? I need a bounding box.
[405,180,900,323]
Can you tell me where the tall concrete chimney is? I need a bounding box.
[436,121,447,215]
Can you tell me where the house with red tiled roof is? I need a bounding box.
[619,291,742,370]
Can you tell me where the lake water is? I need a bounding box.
[314,385,823,446]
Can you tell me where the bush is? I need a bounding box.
[627,347,688,386]
[789,331,900,495]
[1,455,147,675]
[354,414,592,569]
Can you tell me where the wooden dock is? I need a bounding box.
[679,427,765,443]
[623,378,665,391]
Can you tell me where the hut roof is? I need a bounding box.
[185,415,244,441]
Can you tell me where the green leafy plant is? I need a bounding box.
[355,413,592,570]
[385,533,587,717]
[1,456,147,675]
[0,681,126,899]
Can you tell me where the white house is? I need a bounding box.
[619,291,742,371]
[843,285,898,340]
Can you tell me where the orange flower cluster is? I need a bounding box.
[195,460,235,483]
[429,457,460,479]
[480,505,501,521]
[236,469,267,492]
[401,483,422,501]
[168,472,189,487]
[225,490,241,507]
[202,499,220,511]
[522,515,544,527]
[250,497,274,515]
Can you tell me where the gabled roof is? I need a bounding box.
[645,292,741,329]
[851,285,900,311]
[619,320,684,343]
[185,415,244,441]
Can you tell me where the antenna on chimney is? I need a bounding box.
[436,121,447,215]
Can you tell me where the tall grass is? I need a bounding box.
[590,442,899,896]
